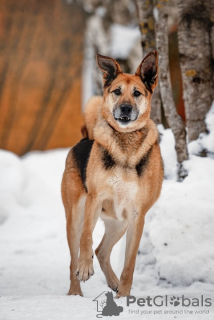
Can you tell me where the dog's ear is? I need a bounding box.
[96,54,122,87]
[135,50,158,93]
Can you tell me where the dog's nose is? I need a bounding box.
[120,104,133,115]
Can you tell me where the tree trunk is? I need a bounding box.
[177,0,213,142]
[137,0,162,124]
[155,0,188,179]
[83,0,141,107]
[209,0,214,101]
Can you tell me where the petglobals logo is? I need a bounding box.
[127,295,212,308]
[93,291,123,317]
[92,292,212,317]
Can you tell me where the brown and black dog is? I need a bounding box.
[61,50,163,298]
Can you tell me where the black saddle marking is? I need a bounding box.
[102,148,116,170]
[136,146,153,177]
[72,138,94,191]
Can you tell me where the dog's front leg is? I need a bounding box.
[76,193,101,282]
[116,214,145,298]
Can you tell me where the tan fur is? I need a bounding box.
[61,51,163,298]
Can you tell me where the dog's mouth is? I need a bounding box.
[113,105,138,126]
[114,116,131,125]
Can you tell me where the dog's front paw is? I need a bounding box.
[107,274,119,292]
[115,285,131,299]
[115,290,130,299]
[76,256,94,282]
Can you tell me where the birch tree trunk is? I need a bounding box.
[209,0,214,101]
[177,0,213,142]
[155,0,188,179]
[137,0,162,124]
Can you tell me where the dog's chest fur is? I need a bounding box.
[106,168,139,220]
[90,123,157,221]
[97,164,141,221]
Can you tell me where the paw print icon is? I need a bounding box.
[170,296,180,307]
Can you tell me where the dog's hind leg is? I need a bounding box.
[95,219,127,291]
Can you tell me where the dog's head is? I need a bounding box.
[96,51,158,132]
[105,291,113,299]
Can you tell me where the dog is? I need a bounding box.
[61,50,163,298]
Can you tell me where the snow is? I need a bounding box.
[1,105,214,319]
[153,7,159,22]
[188,101,214,156]
[136,123,214,290]
[110,24,141,60]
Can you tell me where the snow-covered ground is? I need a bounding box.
[1,103,214,320]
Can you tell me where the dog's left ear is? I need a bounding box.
[96,54,122,87]
[135,50,158,93]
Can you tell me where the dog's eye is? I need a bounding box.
[113,89,121,96]
[133,90,141,97]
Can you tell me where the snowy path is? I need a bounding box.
[1,294,214,320]
[1,105,214,319]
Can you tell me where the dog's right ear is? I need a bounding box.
[96,54,121,88]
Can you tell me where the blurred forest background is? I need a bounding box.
[0,0,213,164]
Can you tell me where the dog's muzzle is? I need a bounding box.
[113,104,138,125]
